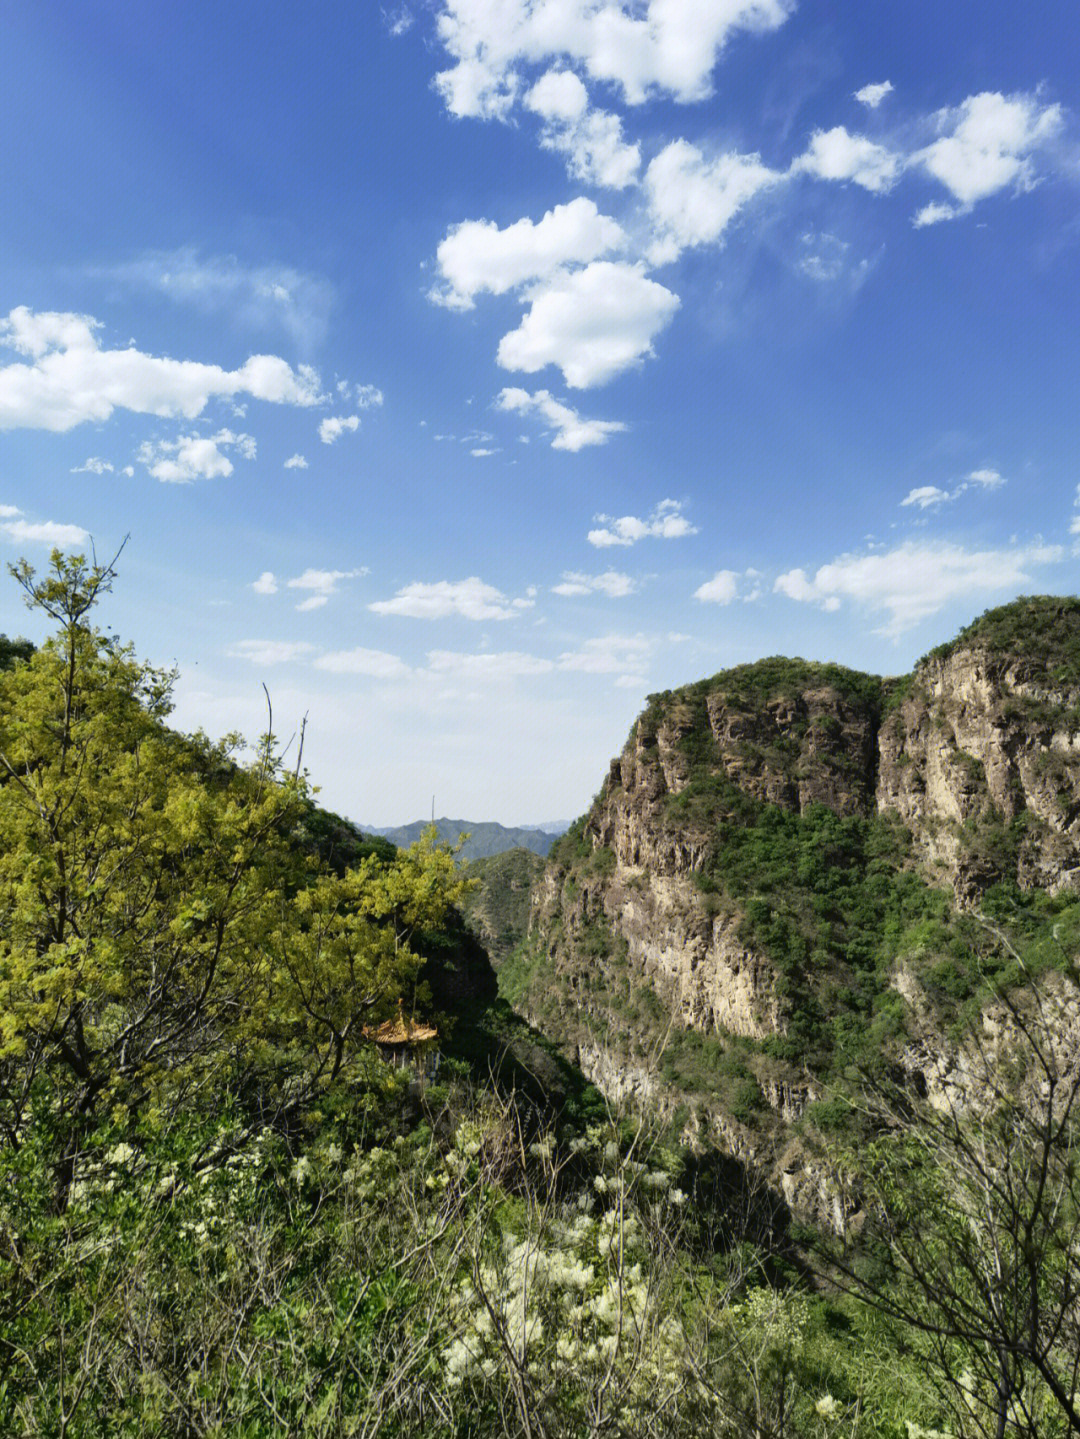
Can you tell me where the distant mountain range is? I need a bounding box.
[365,817,568,860]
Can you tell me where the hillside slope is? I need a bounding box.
[505,597,1080,1217]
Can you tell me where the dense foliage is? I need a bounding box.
[927,594,1080,676]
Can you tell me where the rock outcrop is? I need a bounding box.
[508,598,1080,1221]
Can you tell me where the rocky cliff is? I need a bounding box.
[503,597,1080,1219]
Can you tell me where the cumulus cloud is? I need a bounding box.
[855,80,894,109]
[136,428,256,483]
[2,517,90,547]
[588,498,696,547]
[645,140,782,263]
[552,569,637,597]
[524,72,640,188]
[497,387,626,450]
[775,539,1062,636]
[284,453,308,469]
[370,577,521,620]
[432,0,792,119]
[694,567,762,603]
[252,571,279,595]
[694,570,739,603]
[792,126,903,193]
[318,414,360,444]
[226,639,315,666]
[97,248,334,351]
[912,91,1064,217]
[497,262,679,388]
[429,198,625,310]
[314,647,412,677]
[287,567,366,611]
[0,307,323,433]
[70,457,114,474]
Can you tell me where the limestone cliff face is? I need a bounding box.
[510,599,1080,1219]
[877,646,1080,899]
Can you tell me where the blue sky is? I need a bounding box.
[2,1,1078,825]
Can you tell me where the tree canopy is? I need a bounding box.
[0,549,468,1197]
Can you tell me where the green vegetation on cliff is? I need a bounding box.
[928,593,1080,673]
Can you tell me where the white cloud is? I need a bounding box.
[319,414,360,444]
[556,632,653,678]
[855,80,894,109]
[524,73,640,189]
[0,307,323,433]
[523,68,588,123]
[0,504,21,517]
[226,639,315,666]
[385,6,414,37]
[797,231,876,287]
[694,570,739,603]
[588,498,696,546]
[912,201,961,228]
[552,569,637,597]
[901,485,952,510]
[284,453,309,469]
[432,0,792,119]
[338,379,384,408]
[136,428,256,483]
[287,568,366,609]
[98,249,334,350]
[426,649,554,679]
[497,387,626,450]
[429,198,625,310]
[70,457,114,474]
[913,91,1064,216]
[314,647,413,678]
[370,577,520,620]
[968,468,1006,489]
[252,571,279,595]
[793,126,902,193]
[2,517,90,547]
[471,447,499,457]
[645,139,782,263]
[901,470,1006,509]
[497,262,679,388]
[775,539,1063,636]
[694,567,762,603]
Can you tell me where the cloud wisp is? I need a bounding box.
[497,387,626,450]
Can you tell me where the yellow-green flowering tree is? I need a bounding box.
[0,550,465,1201]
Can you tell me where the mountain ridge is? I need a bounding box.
[364,816,565,860]
[502,596,1080,1220]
